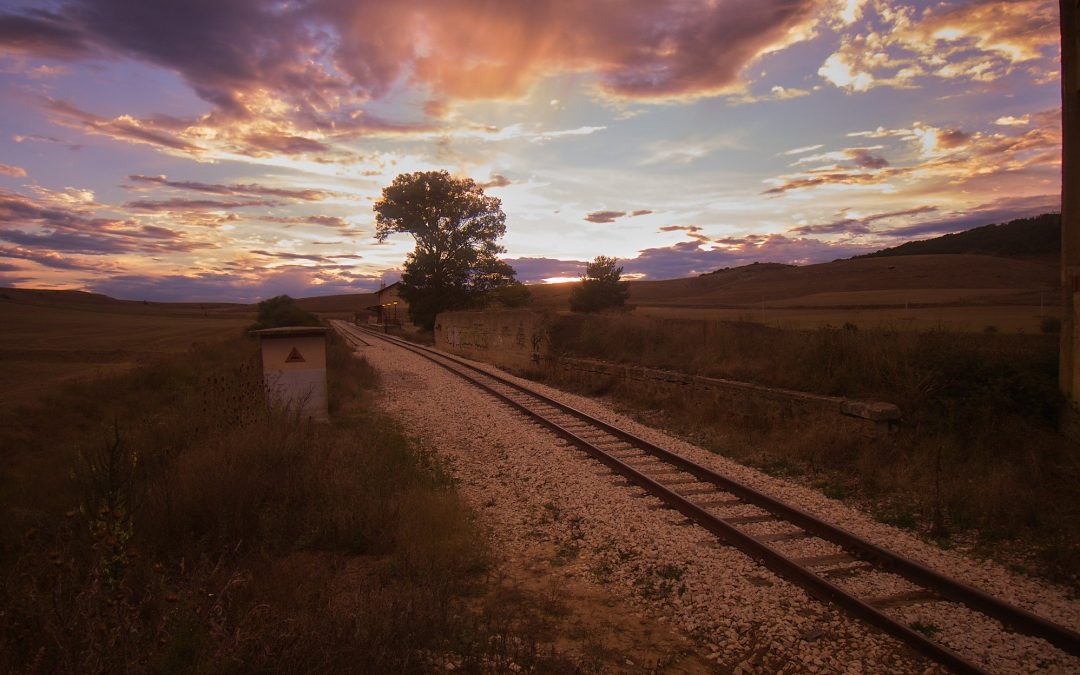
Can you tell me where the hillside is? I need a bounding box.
[294,291,378,315]
[0,287,247,316]
[0,287,251,403]
[526,254,1058,310]
[858,213,1060,259]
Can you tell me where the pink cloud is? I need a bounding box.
[2,0,824,123]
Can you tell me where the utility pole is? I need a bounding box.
[1062,0,1079,410]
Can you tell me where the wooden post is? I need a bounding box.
[1062,0,1079,409]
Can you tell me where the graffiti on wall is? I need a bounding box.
[436,310,549,369]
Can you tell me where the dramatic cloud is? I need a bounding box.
[0,244,105,271]
[581,209,655,224]
[818,0,1059,92]
[585,210,626,224]
[502,256,587,283]
[250,249,361,263]
[12,133,82,150]
[763,167,902,195]
[847,148,889,169]
[880,194,1060,239]
[996,115,1031,127]
[0,8,95,59]
[768,112,1059,196]
[261,215,354,231]
[480,174,512,189]
[0,188,213,261]
[1,0,827,127]
[124,198,281,211]
[242,133,331,156]
[625,235,876,279]
[781,144,825,156]
[87,266,382,303]
[0,1,1061,300]
[43,97,202,154]
[789,206,938,235]
[127,174,335,201]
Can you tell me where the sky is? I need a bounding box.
[0,0,1063,302]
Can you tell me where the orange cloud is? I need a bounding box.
[819,0,1059,92]
[4,0,827,119]
[766,110,1060,196]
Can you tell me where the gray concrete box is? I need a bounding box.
[253,327,329,421]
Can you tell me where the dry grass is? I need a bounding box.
[0,329,579,672]
[629,304,1058,332]
[525,254,1057,333]
[0,290,252,403]
[545,314,1080,584]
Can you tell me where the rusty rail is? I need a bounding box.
[337,321,1080,674]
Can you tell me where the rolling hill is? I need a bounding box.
[525,254,1058,312]
[858,213,1060,259]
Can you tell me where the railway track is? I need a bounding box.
[332,320,1080,675]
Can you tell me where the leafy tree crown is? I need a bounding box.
[373,170,519,329]
[569,256,630,313]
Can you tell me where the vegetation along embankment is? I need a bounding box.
[0,320,566,672]
[545,313,1079,586]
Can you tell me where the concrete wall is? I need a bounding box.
[434,309,550,371]
[434,309,899,434]
[259,333,328,421]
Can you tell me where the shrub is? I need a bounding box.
[253,294,320,329]
[569,256,630,313]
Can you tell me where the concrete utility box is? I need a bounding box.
[253,327,329,421]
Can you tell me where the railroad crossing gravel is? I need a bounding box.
[357,336,1080,674]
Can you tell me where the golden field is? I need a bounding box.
[527,254,1060,332]
[0,288,252,403]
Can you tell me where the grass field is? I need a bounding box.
[526,253,1059,332]
[544,313,1079,585]
[0,289,252,403]
[629,304,1059,332]
[0,320,575,672]
[1,293,640,671]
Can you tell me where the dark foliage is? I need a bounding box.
[374,171,519,330]
[859,213,1060,259]
[492,281,531,308]
[569,256,630,313]
[252,294,319,329]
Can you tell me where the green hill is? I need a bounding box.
[860,213,1060,259]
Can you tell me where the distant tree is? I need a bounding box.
[569,256,630,313]
[374,170,520,330]
[253,295,319,329]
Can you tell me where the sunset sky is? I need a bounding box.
[0,0,1063,302]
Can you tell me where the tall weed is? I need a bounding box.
[0,332,499,672]
[548,314,1079,583]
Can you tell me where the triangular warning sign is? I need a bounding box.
[285,347,306,363]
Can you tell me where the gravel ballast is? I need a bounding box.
[349,331,1080,674]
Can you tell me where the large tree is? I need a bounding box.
[374,170,521,329]
[569,256,630,312]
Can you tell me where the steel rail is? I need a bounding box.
[339,322,1080,673]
